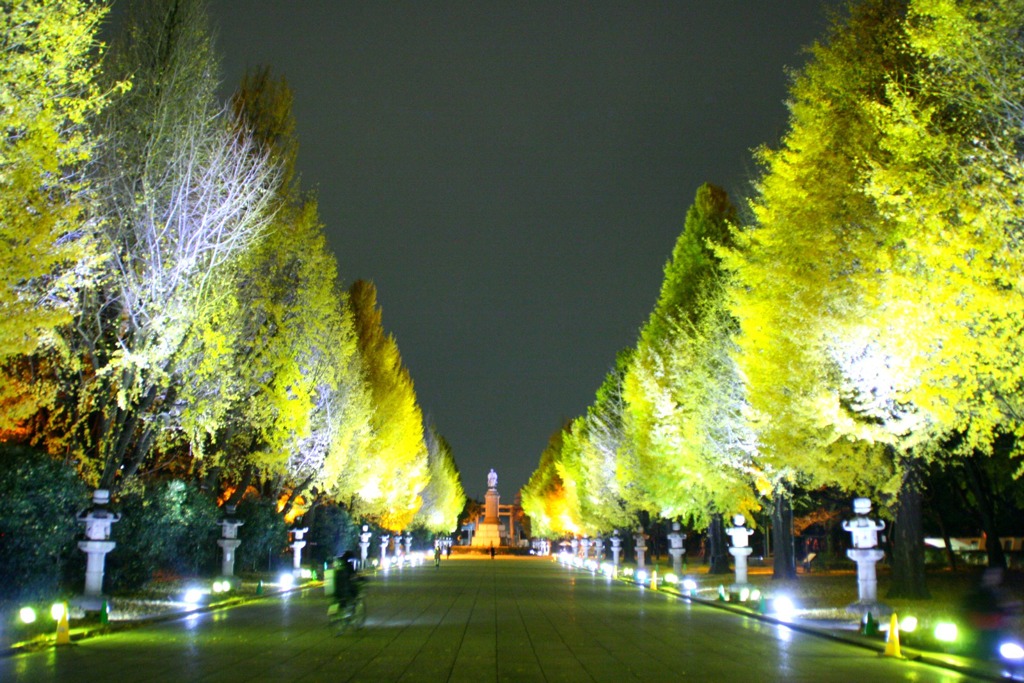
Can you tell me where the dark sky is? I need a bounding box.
[208,1,839,501]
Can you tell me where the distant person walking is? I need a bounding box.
[490,543,496,559]
[434,545,442,568]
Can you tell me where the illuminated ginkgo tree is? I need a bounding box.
[62,0,280,490]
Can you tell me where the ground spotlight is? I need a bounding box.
[999,641,1024,661]
[933,622,958,643]
[772,596,796,620]
[18,607,37,624]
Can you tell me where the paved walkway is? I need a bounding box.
[2,557,987,682]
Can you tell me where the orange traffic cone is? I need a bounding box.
[882,613,902,658]
[55,603,71,646]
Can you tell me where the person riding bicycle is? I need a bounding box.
[332,551,361,609]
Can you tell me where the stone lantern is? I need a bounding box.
[726,514,754,589]
[634,528,647,569]
[667,522,687,574]
[593,535,605,561]
[359,524,372,568]
[380,533,390,565]
[580,535,591,559]
[77,489,121,605]
[217,504,243,577]
[842,497,889,616]
[289,523,308,576]
[610,530,622,567]
[403,531,413,558]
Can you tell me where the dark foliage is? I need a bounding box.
[305,504,358,568]
[105,480,220,590]
[0,445,89,601]
[235,496,287,572]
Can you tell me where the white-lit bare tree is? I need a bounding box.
[63,0,279,490]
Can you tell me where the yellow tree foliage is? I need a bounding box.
[411,427,467,534]
[621,184,758,525]
[0,0,115,359]
[348,280,428,531]
[722,0,923,499]
[863,0,1024,465]
[521,427,582,537]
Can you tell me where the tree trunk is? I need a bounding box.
[963,452,1007,569]
[928,505,958,571]
[707,512,731,574]
[887,460,931,599]
[772,488,797,580]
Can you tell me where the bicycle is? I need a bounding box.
[328,591,366,635]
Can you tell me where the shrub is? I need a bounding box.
[0,445,88,601]
[105,480,220,591]
[235,496,287,573]
[306,504,358,567]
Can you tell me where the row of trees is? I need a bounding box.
[0,0,465,561]
[522,0,1024,597]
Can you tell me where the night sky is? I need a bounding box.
[207,1,840,500]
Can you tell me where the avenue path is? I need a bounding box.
[3,556,978,682]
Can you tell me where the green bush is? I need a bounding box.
[306,504,358,567]
[0,445,88,601]
[235,497,287,573]
[105,480,220,591]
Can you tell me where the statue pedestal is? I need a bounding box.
[472,486,503,547]
[669,548,686,575]
[79,539,116,597]
[218,538,241,576]
[846,548,890,616]
[729,546,752,588]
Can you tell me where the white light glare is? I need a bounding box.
[682,579,698,592]
[278,573,295,589]
[19,607,37,624]
[934,622,958,643]
[183,588,204,605]
[772,596,796,620]
[1000,642,1024,660]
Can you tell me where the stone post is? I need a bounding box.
[359,525,372,568]
[610,530,622,567]
[289,524,308,576]
[77,489,121,603]
[667,522,687,575]
[217,504,243,577]
[842,498,889,616]
[726,514,754,589]
[634,528,647,569]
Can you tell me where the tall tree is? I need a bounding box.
[521,426,581,538]
[347,280,428,531]
[412,426,467,534]
[64,0,279,491]
[621,184,757,533]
